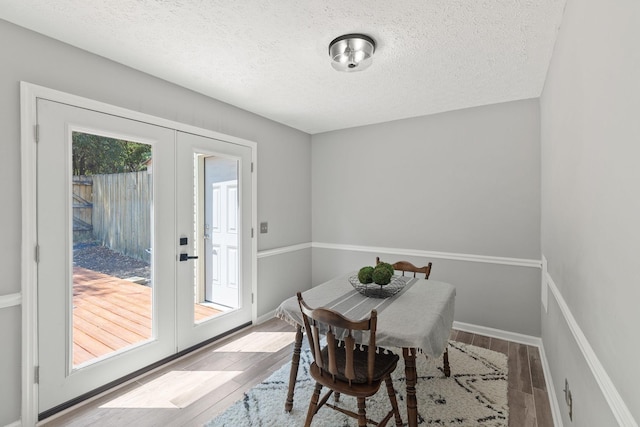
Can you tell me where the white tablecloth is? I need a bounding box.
[275,273,456,357]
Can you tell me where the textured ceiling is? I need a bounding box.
[0,0,566,134]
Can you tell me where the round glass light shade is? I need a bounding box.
[329,34,376,72]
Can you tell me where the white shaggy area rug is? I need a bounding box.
[206,341,508,426]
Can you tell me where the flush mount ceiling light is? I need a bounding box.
[329,34,376,72]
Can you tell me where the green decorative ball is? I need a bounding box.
[372,264,392,285]
[377,262,395,277]
[358,266,374,284]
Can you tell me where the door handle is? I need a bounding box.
[179,253,198,262]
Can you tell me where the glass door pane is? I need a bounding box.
[71,132,153,367]
[203,156,240,312]
[189,154,240,323]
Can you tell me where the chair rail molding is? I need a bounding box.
[312,242,541,268]
[256,241,540,268]
[257,242,312,258]
[0,292,22,309]
[545,270,638,427]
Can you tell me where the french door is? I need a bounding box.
[175,131,253,350]
[36,99,253,415]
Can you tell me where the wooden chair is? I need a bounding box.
[375,257,450,377]
[297,292,403,427]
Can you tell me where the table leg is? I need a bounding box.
[285,324,303,412]
[403,347,418,427]
[443,348,451,377]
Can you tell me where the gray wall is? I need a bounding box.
[0,19,311,425]
[312,248,541,337]
[258,249,312,318]
[540,0,640,424]
[311,100,542,336]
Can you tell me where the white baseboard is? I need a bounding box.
[545,271,638,427]
[256,309,277,324]
[538,341,564,427]
[5,420,21,427]
[453,321,542,347]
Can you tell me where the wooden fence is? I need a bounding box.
[73,172,152,262]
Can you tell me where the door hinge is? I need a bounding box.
[34,124,40,143]
[251,228,254,238]
[251,293,254,304]
[34,366,39,384]
[251,162,254,173]
[35,245,40,263]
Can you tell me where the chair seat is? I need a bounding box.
[318,344,399,384]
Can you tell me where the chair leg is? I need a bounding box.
[304,383,322,427]
[357,397,367,427]
[384,375,403,427]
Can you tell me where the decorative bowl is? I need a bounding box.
[348,274,406,298]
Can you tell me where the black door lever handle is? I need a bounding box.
[179,253,198,262]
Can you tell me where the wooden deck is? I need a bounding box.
[73,267,220,366]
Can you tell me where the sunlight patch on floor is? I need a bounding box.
[213,331,296,353]
[100,370,241,409]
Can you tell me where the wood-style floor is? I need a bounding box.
[73,267,221,365]
[450,329,554,427]
[41,318,554,427]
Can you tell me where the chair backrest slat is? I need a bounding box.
[344,334,356,383]
[326,329,338,376]
[312,324,323,367]
[368,316,377,381]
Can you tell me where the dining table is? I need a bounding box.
[275,272,456,427]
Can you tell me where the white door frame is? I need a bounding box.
[20,82,258,426]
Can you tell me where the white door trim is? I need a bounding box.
[20,81,258,425]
